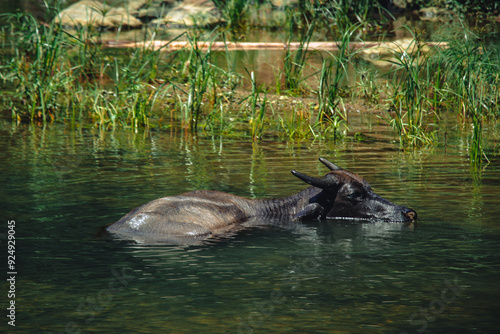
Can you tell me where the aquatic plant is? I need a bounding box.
[384,29,437,147]
[355,68,380,105]
[0,11,75,122]
[0,9,158,126]
[309,21,365,142]
[183,33,211,130]
[89,33,178,128]
[316,23,360,123]
[278,102,315,140]
[282,5,317,94]
[1,3,498,156]
[172,31,240,131]
[241,70,267,140]
[380,21,499,160]
[430,22,499,164]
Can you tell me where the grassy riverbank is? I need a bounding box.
[1,2,499,165]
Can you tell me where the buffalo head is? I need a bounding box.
[292,158,417,222]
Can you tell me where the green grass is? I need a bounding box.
[316,23,360,124]
[1,12,73,121]
[242,69,267,140]
[170,30,240,132]
[281,5,317,94]
[0,5,499,166]
[384,28,437,147]
[378,21,499,164]
[431,22,499,164]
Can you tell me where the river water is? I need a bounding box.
[1,113,500,333]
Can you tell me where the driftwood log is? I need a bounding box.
[101,40,448,52]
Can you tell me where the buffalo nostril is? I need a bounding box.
[402,208,417,221]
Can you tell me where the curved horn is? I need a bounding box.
[319,157,342,171]
[291,170,338,189]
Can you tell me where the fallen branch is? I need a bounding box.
[100,39,448,56]
[101,40,381,51]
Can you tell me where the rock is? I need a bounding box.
[54,0,143,29]
[359,38,432,66]
[126,0,151,14]
[151,0,222,27]
[391,0,408,10]
[134,0,177,22]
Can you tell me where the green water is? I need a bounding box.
[1,115,500,333]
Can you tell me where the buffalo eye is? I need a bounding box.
[347,191,364,202]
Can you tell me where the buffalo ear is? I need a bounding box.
[319,157,342,171]
[293,203,323,220]
[291,170,339,190]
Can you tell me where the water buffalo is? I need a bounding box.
[106,158,416,243]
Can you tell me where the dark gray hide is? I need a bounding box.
[106,158,416,243]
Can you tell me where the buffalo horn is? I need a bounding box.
[319,158,341,171]
[291,170,338,189]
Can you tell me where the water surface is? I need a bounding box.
[1,116,499,333]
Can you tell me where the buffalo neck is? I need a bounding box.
[247,186,323,219]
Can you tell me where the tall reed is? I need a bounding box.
[282,5,316,93]
[1,12,74,122]
[89,35,174,128]
[241,70,267,140]
[316,24,360,123]
[385,29,437,146]
[314,0,389,35]
[312,23,363,140]
[175,31,240,131]
[430,22,499,164]
[278,107,314,140]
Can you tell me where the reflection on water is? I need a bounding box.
[1,116,499,333]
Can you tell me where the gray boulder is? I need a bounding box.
[151,0,222,27]
[54,0,143,29]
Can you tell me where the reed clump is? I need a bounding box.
[242,70,267,140]
[281,5,316,95]
[381,22,499,163]
[1,12,75,122]
[384,30,438,147]
[0,10,164,127]
[430,22,499,164]
[315,23,361,136]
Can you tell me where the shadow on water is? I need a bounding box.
[1,116,500,333]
